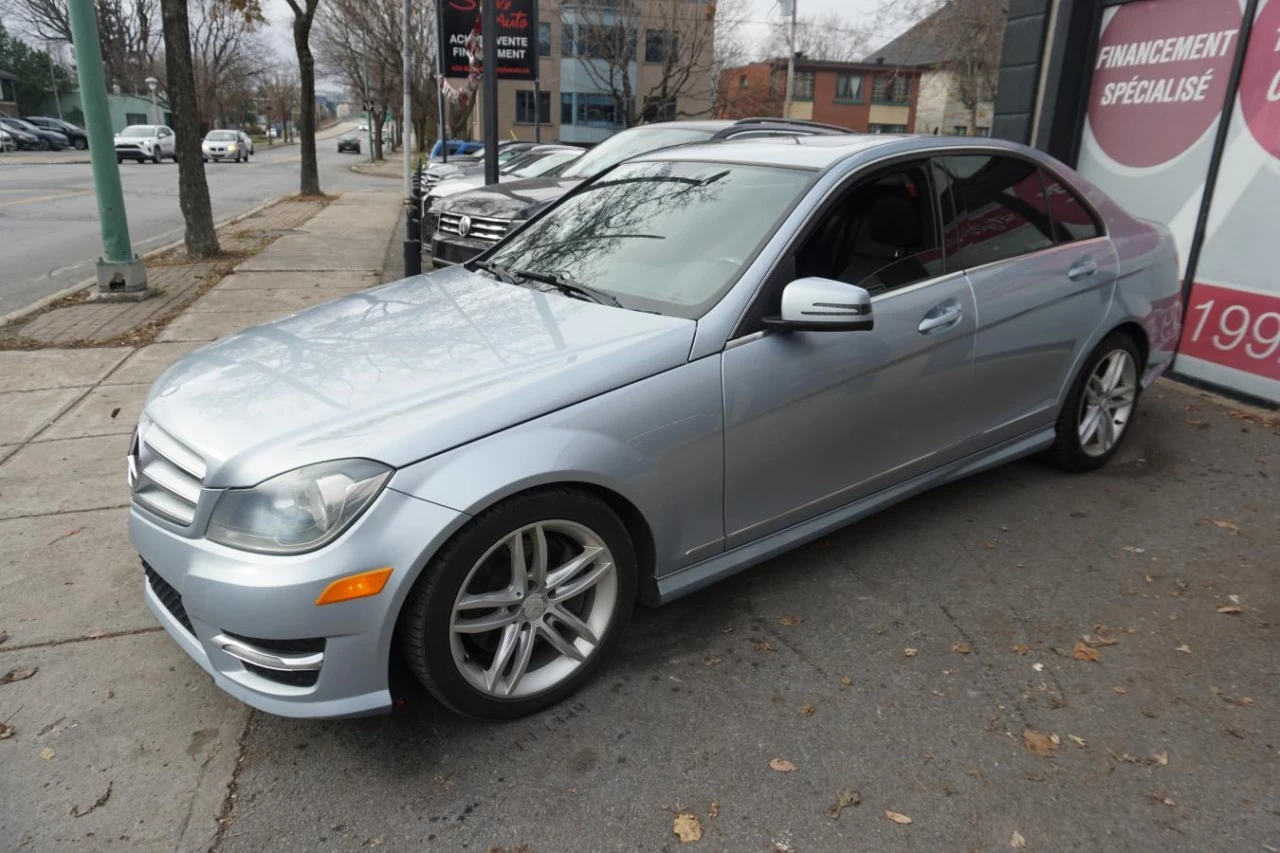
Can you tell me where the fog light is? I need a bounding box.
[315,567,393,605]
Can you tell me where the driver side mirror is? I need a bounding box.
[762,277,874,332]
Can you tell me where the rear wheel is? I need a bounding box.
[1048,331,1142,471]
[400,489,637,719]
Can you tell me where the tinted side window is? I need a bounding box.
[794,162,943,296]
[938,155,1055,269]
[1038,169,1104,242]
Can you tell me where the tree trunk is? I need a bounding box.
[159,0,220,257]
[293,13,320,195]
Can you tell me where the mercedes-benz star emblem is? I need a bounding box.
[457,215,472,238]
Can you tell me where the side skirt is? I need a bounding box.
[654,426,1055,604]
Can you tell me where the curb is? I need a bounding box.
[0,196,283,329]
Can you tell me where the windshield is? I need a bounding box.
[486,160,811,317]
[513,150,580,178]
[558,127,716,179]
[121,126,157,137]
[205,131,237,141]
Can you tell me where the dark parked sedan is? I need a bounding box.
[24,117,89,150]
[0,117,68,150]
[0,120,42,150]
[337,134,361,154]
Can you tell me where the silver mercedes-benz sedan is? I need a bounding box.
[129,135,1181,720]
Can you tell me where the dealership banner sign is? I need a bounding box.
[441,0,537,80]
[1079,0,1280,403]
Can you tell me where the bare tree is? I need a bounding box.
[160,0,219,256]
[189,0,263,130]
[762,10,880,63]
[259,65,299,142]
[563,0,718,128]
[4,0,162,92]
[282,0,321,194]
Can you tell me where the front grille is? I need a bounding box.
[243,663,319,687]
[129,421,206,526]
[438,212,509,243]
[423,209,440,238]
[144,562,194,635]
[222,633,326,654]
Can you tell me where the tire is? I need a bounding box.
[74,138,87,150]
[400,488,637,719]
[150,150,160,164]
[37,138,50,151]
[1048,330,1143,472]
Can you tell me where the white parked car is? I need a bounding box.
[0,129,15,153]
[114,124,176,163]
[202,130,247,163]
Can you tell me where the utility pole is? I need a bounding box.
[146,76,159,124]
[482,0,498,185]
[67,0,147,298]
[47,43,63,120]
[781,0,797,120]
[436,0,448,163]
[532,0,541,143]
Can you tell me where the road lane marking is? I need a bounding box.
[0,189,93,208]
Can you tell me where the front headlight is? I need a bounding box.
[227,143,237,151]
[206,459,392,554]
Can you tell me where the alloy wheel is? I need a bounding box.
[1078,349,1137,457]
[449,520,618,699]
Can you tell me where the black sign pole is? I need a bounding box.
[532,0,541,143]
[437,0,448,163]
[482,0,498,184]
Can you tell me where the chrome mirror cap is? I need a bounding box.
[763,277,874,332]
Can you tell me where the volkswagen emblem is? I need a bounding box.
[457,215,472,238]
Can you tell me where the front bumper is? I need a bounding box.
[430,234,492,267]
[130,488,465,718]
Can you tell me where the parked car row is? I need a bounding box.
[128,116,1181,723]
[0,116,72,150]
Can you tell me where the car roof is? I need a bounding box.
[631,133,1054,172]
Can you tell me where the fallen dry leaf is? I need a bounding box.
[904,648,918,658]
[1071,642,1101,663]
[1152,793,1176,807]
[708,800,720,819]
[1011,830,1027,848]
[779,616,800,627]
[952,642,972,654]
[1215,604,1244,615]
[1012,644,1030,655]
[884,810,912,825]
[1122,546,1147,554]
[1175,643,1191,654]
[1023,729,1059,758]
[768,758,798,773]
[839,676,852,686]
[1080,633,1118,648]
[753,641,776,652]
[1113,685,1128,695]
[1210,518,1241,534]
[85,629,107,639]
[0,667,38,686]
[704,656,723,667]
[1069,735,1088,748]
[1032,662,1044,672]
[0,722,14,739]
[672,812,702,843]
[1153,749,1168,766]
[799,704,815,717]
[829,788,860,819]
[40,746,54,760]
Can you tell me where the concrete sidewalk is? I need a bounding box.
[0,189,401,852]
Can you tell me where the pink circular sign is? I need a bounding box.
[1239,0,1280,158]
[1088,0,1242,168]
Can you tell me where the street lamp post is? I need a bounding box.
[145,76,159,125]
[68,0,147,298]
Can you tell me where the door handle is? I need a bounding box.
[918,302,962,334]
[1068,258,1098,280]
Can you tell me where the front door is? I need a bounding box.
[722,161,977,548]
[935,155,1117,444]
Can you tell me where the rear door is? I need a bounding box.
[935,154,1117,445]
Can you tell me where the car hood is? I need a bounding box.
[115,135,155,143]
[438,177,584,220]
[143,265,696,487]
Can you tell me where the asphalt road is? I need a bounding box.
[0,123,389,317]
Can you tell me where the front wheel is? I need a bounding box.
[150,150,160,164]
[400,489,637,719]
[74,138,88,151]
[1048,331,1142,471]
[37,139,50,151]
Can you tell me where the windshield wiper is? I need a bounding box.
[513,268,624,308]
[470,259,521,285]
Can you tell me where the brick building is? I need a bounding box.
[717,57,921,133]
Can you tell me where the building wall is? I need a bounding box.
[719,62,920,132]
[913,70,994,136]
[35,91,171,132]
